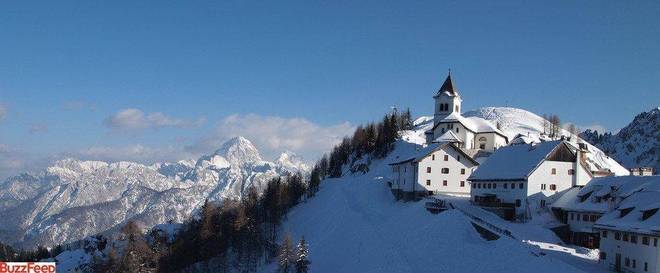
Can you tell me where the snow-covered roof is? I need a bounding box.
[593,176,660,234]
[468,140,566,181]
[388,142,479,166]
[434,130,462,143]
[433,112,507,138]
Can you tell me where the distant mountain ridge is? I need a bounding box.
[580,107,659,173]
[0,136,308,248]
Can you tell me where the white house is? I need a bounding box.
[551,177,622,248]
[425,72,508,152]
[389,140,479,200]
[591,175,660,273]
[468,140,592,220]
[553,176,660,251]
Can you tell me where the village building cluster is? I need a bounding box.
[389,73,659,273]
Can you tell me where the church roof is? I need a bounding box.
[436,72,459,97]
[434,130,462,143]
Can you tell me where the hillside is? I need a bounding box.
[0,137,308,249]
[262,142,591,273]
[580,107,659,173]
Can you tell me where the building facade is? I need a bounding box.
[468,140,591,220]
[390,142,479,200]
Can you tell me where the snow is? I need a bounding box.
[436,112,505,135]
[263,150,590,273]
[592,175,660,233]
[434,130,462,143]
[464,107,629,176]
[52,249,92,273]
[0,136,308,248]
[469,140,564,181]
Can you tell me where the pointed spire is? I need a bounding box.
[437,70,458,96]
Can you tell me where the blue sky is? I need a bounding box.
[0,1,659,178]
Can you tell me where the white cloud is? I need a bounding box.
[63,100,96,111]
[186,114,354,161]
[103,108,205,132]
[75,144,187,163]
[0,144,51,180]
[29,123,49,134]
[0,104,6,122]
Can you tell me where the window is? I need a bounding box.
[511,183,515,189]
[570,213,574,221]
[550,184,557,191]
[583,214,589,221]
[444,155,449,161]
[404,167,406,172]
[590,214,598,222]
[477,183,481,189]
[540,200,546,208]
[479,144,486,149]
[541,184,546,190]
[515,199,521,207]
[493,183,497,189]
[519,183,524,189]
[443,180,447,186]
[427,167,432,173]
[642,208,658,220]
[426,180,431,186]
[472,183,476,188]
[654,238,657,247]
[633,259,636,269]
[568,169,575,175]
[551,168,557,175]
[615,232,621,240]
[631,235,637,244]
[645,262,648,272]
[504,183,508,189]
[456,127,459,133]
[441,168,449,174]
[599,252,606,260]
[455,105,459,112]
[461,168,466,175]
[457,156,461,162]
[642,236,649,245]
[602,230,607,238]
[623,233,629,242]
[460,181,465,187]
[432,154,435,160]
[575,213,580,221]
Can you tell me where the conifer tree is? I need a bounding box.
[278,234,294,273]
[295,236,310,273]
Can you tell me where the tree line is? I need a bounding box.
[91,172,315,273]
[311,108,413,179]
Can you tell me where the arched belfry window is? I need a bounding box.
[455,105,459,112]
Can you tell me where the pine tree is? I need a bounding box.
[295,236,310,273]
[278,234,294,273]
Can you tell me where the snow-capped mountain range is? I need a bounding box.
[0,136,309,248]
[580,107,659,173]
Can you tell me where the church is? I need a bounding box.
[425,72,508,152]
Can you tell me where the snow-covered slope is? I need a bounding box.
[0,137,308,248]
[264,141,589,273]
[580,107,659,173]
